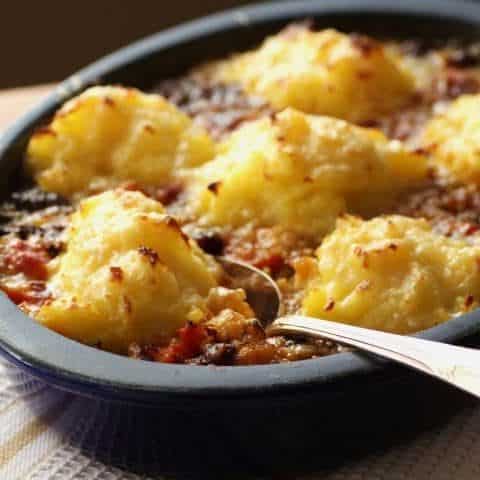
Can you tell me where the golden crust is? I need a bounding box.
[36,189,218,353]
[202,28,415,122]
[302,215,480,333]
[190,108,427,237]
[26,86,215,199]
[423,94,480,184]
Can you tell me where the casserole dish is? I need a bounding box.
[1,0,480,475]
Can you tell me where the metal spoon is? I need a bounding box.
[219,256,480,399]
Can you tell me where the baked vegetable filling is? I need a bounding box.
[2,24,480,365]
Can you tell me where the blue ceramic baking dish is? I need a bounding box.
[1,0,480,475]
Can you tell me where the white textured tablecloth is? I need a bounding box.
[1,358,480,479]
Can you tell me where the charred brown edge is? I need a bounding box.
[164,216,190,245]
[324,298,335,311]
[32,126,57,137]
[137,246,160,266]
[109,266,124,281]
[350,33,380,57]
[465,294,474,308]
[103,96,115,107]
[207,181,222,195]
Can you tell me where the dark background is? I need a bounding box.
[2,1,256,88]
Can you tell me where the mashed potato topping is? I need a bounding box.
[36,189,219,353]
[4,27,480,365]
[190,108,427,237]
[423,94,480,184]
[27,86,215,199]
[203,27,415,123]
[302,215,480,333]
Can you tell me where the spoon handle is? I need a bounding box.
[268,315,480,399]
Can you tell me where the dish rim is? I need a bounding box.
[1,0,480,403]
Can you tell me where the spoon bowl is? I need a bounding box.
[217,256,283,325]
[219,257,480,399]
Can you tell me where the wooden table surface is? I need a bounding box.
[0,84,54,132]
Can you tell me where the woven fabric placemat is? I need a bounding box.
[0,357,480,480]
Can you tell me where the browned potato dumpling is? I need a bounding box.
[27,86,215,199]
[37,189,219,353]
[303,215,480,333]
[203,27,415,123]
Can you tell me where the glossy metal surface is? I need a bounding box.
[217,256,283,324]
[222,257,480,399]
[269,316,480,399]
